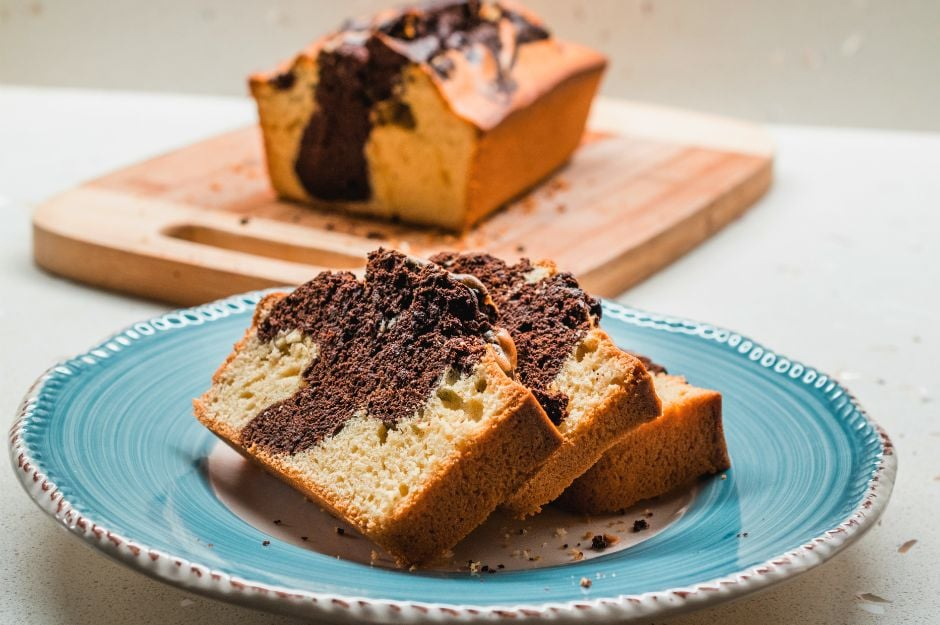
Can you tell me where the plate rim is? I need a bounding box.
[8,291,897,624]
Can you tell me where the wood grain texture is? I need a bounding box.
[32,98,773,305]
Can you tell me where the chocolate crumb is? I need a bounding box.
[857,592,892,604]
[481,565,490,572]
[239,217,250,225]
[497,564,505,569]
[324,222,336,231]
[270,70,296,91]
[336,527,345,535]
[262,540,271,546]
[515,244,526,253]
[580,577,592,588]
[300,536,309,541]
[562,543,568,549]
[591,534,608,551]
[273,519,282,525]
[430,55,456,78]
[632,519,649,533]
[365,231,386,240]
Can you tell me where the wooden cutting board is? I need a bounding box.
[33,98,773,305]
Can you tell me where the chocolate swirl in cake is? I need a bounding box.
[431,252,600,425]
[241,249,502,454]
[290,0,549,202]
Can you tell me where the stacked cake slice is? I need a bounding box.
[559,367,731,513]
[195,249,561,564]
[195,249,730,565]
[431,252,662,517]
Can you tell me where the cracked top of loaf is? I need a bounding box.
[251,0,607,131]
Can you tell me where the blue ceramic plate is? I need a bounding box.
[9,293,895,623]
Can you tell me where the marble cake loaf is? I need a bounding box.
[249,0,607,231]
[558,365,731,514]
[194,249,562,565]
[431,252,661,517]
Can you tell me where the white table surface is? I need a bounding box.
[1,85,937,625]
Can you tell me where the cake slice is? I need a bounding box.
[249,0,606,231]
[194,249,562,565]
[431,252,661,517]
[558,368,731,514]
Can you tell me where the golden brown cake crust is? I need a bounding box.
[557,374,731,514]
[463,67,603,226]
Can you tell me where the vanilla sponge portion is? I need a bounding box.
[195,293,561,565]
[501,326,661,517]
[557,374,731,514]
[252,62,478,231]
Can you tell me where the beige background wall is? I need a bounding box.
[1,0,938,130]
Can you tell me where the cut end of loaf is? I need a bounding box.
[248,1,606,231]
